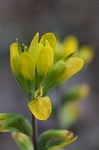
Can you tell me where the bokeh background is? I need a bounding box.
[0,0,99,150]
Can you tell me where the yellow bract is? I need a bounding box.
[28,96,52,120]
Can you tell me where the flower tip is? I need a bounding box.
[35,32,39,39]
[36,32,39,36]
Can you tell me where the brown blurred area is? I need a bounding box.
[0,0,99,150]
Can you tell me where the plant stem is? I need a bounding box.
[32,114,37,150]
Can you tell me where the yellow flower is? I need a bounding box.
[10,32,84,120]
[10,33,55,120]
[10,33,55,95]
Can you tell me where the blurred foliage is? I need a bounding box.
[52,35,94,130]
[52,84,90,129]
[0,113,32,136]
[59,84,90,128]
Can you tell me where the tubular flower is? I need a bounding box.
[10,32,84,120]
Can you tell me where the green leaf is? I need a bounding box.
[37,130,77,150]
[0,113,32,136]
[12,132,34,150]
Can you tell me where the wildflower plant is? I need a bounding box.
[0,32,87,150]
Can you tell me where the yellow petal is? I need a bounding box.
[40,33,56,50]
[59,57,84,82]
[37,46,54,77]
[29,33,44,64]
[29,32,39,52]
[10,43,20,74]
[20,52,35,81]
[28,96,52,120]
[62,36,79,57]
[29,43,44,64]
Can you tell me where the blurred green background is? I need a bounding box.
[0,0,99,150]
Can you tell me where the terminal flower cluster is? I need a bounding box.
[10,33,84,120]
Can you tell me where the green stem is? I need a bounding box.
[32,114,37,150]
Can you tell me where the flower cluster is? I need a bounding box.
[10,33,84,120]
